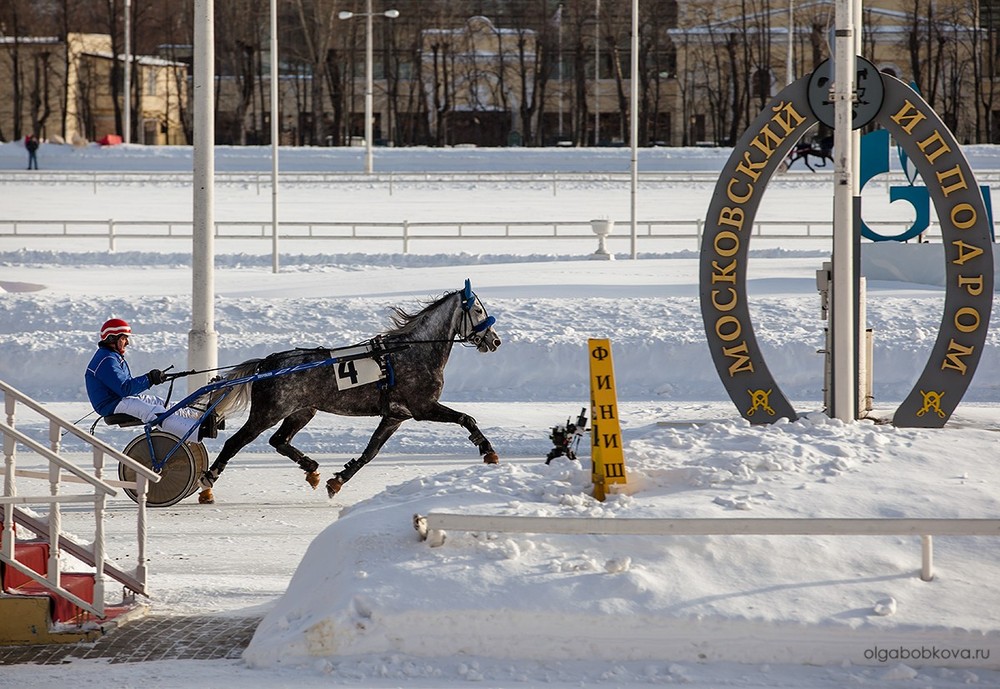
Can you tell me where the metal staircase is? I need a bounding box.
[1,380,160,645]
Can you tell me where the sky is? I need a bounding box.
[2,140,1000,688]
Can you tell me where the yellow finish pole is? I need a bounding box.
[588,339,627,500]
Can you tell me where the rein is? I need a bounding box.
[151,282,497,383]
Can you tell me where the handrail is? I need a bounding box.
[13,506,147,595]
[1,169,999,188]
[416,513,1000,582]
[0,381,159,482]
[0,422,117,495]
[1,379,156,618]
[0,217,960,254]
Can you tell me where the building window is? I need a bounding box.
[981,0,1000,28]
[145,67,159,96]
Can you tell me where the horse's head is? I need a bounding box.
[459,279,501,353]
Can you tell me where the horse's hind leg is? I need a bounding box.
[198,413,277,503]
[326,415,406,497]
[268,408,320,488]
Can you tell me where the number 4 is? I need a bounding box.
[338,360,359,385]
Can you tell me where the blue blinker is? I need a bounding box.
[472,315,496,333]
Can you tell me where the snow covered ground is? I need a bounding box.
[2,141,1000,688]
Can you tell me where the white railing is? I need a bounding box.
[0,170,760,194]
[2,169,999,194]
[415,513,1000,582]
[0,217,955,253]
[1,380,160,618]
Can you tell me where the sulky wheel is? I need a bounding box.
[119,431,209,507]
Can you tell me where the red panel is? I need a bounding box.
[2,542,50,590]
[13,573,95,623]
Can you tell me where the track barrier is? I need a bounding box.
[414,514,1000,581]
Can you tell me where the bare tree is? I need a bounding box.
[636,0,677,145]
[216,0,265,144]
[564,0,594,146]
[1,0,26,141]
[426,33,454,145]
[291,0,338,145]
[391,12,430,145]
[602,0,631,143]
[99,0,125,136]
[496,4,561,146]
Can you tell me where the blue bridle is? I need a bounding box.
[462,278,496,334]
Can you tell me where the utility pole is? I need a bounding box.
[190,0,218,392]
[831,0,856,421]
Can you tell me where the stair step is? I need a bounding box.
[1,541,50,590]
[0,595,148,645]
[12,572,95,623]
[61,601,138,627]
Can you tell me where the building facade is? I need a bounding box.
[0,33,188,145]
[4,2,995,148]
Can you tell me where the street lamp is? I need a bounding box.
[339,1,400,174]
[124,0,131,142]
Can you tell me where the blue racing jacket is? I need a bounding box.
[85,345,153,416]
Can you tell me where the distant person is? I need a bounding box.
[85,318,202,440]
[25,135,39,170]
[819,135,833,157]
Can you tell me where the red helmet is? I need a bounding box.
[100,318,132,340]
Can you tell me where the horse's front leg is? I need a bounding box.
[326,415,407,497]
[417,401,499,464]
[269,408,320,488]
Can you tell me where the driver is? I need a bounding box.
[85,318,201,440]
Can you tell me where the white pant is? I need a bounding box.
[115,393,201,440]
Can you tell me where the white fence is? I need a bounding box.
[415,513,1000,582]
[3,169,1000,194]
[0,217,949,253]
[0,170,762,195]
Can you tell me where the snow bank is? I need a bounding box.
[242,413,1000,671]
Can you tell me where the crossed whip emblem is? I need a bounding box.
[747,388,775,417]
[916,390,946,418]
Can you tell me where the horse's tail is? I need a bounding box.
[207,358,262,420]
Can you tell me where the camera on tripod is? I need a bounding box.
[544,407,588,464]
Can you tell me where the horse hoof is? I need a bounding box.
[326,476,344,498]
[305,471,321,489]
[198,488,215,504]
[483,451,499,464]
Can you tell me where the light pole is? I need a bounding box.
[270,0,279,273]
[339,1,399,174]
[124,0,131,142]
[594,0,600,146]
[629,0,637,259]
[190,0,217,393]
[786,0,794,85]
[556,4,563,139]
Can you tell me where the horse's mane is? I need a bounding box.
[384,290,457,336]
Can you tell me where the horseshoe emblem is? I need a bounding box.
[700,74,993,428]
